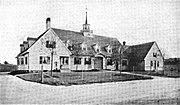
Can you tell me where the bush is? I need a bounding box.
[43,70,48,72]
[52,69,61,72]
[0,64,17,72]
[9,70,29,75]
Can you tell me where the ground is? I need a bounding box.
[0,72,180,104]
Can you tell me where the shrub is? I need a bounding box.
[9,70,29,75]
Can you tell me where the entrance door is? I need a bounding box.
[94,57,103,70]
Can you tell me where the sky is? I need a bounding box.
[0,0,180,64]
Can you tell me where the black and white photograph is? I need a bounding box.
[0,0,180,104]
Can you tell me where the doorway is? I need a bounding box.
[94,57,103,70]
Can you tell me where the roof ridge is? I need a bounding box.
[130,41,155,47]
[52,27,118,40]
[52,28,81,34]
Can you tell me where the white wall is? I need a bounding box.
[18,54,29,70]
[27,29,71,71]
[18,29,115,71]
[144,43,164,71]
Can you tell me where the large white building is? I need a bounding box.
[16,12,164,72]
[16,13,122,71]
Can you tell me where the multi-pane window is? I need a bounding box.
[157,61,159,67]
[150,61,153,67]
[21,58,24,65]
[17,58,19,65]
[46,41,56,48]
[25,57,28,65]
[153,52,157,57]
[84,57,91,65]
[74,57,81,64]
[39,56,50,64]
[60,56,69,65]
[122,59,128,66]
[107,58,113,65]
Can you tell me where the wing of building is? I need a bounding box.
[121,41,164,72]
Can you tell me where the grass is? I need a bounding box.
[17,71,153,86]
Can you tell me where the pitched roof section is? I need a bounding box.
[16,29,49,58]
[52,28,121,56]
[125,41,155,60]
[17,28,121,57]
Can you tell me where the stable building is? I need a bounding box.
[16,12,164,72]
[16,12,122,71]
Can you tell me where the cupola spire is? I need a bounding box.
[85,7,88,24]
[80,7,93,37]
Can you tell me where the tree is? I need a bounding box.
[128,52,138,71]
[4,61,9,64]
[111,45,124,74]
[160,48,169,59]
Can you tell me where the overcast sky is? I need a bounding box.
[0,0,180,64]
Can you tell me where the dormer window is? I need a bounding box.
[95,43,100,53]
[108,49,112,53]
[82,42,87,51]
[83,47,87,51]
[66,40,73,50]
[66,40,72,47]
[107,45,112,54]
[97,48,100,52]
[68,46,73,51]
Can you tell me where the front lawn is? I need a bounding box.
[17,71,152,86]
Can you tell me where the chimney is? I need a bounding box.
[23,41,28,50]
[123,41,126,46]
[20,44,24,52]
[46,17,51,30]
[27,37,36,47]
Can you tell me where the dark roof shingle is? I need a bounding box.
[125,41,155,60]
[52,28,121,56]
[17,28,121,57]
